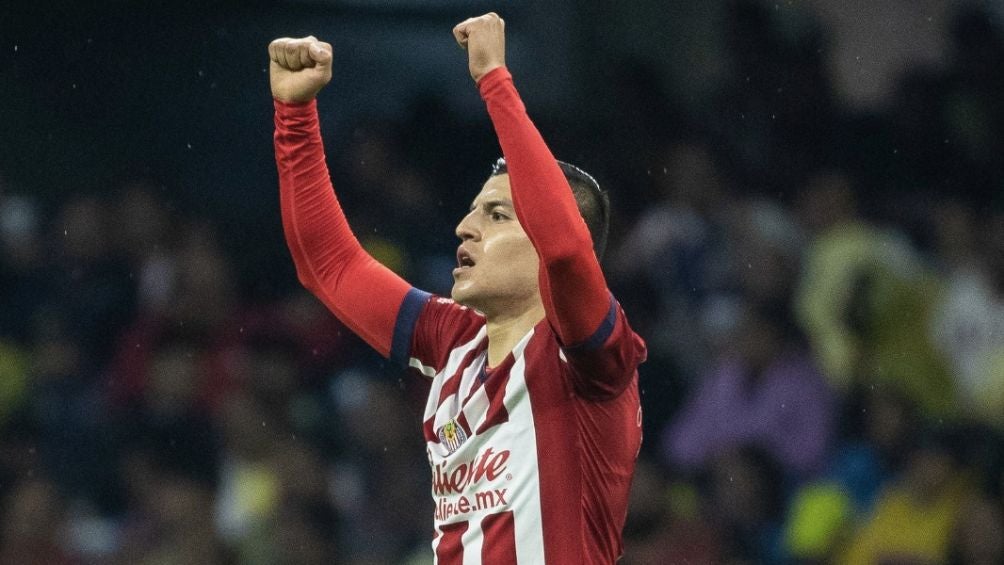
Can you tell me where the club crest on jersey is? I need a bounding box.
[437,419,468,454]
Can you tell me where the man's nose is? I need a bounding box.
[455,211,480,241]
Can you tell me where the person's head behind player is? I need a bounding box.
[451,158,609,319]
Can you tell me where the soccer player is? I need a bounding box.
[269,13,647,564]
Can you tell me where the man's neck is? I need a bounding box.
[484,301,546,368]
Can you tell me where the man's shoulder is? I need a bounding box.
[421,295,486,337]
[406,295,487,374]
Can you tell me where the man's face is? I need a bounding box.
[451,174,540,317]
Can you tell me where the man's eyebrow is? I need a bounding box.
[469,198,514,212]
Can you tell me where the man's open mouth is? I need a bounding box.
[456,247,476,269]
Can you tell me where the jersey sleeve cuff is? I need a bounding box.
[274,97,317,110]
[390,287,432,367]
[477,66,512,97]
[562,293,618,352]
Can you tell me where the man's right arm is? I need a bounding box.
[271,37,422,359]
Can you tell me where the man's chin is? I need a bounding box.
[450,283,478,309]
[450,285,468,304]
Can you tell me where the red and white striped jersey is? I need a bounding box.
[275,66,647,564]
[392,290,645,564]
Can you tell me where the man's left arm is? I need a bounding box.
[455,14,646,398]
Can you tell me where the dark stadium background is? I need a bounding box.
[1,1,1002,563]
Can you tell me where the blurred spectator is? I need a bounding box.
[0,193,47,344]
[105,219,242,413]
[113,327,221,490]
[782,481,853,564]
[780,385,926,563]
[264,442,340,564]
[827,385,920,515]
[621,459,724,565]
[0,476,75,565]
[327,368,429,561]
[334,119,455,293]
[611,140,733,378]
[18,305,110,509]
[731,197,804,308]
[949,494,1004,565]
[0,340,28,429]
[929,201,1004,431]
[47,194,136,368]
[836,429,974,565]
[111,181,177,317]
[114,450,230,565]
[794,168,956,419]
[663,301,836,479]
[706,447,787,564]
[214,390,284,551]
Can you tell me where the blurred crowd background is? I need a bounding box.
[2,0,1003,563]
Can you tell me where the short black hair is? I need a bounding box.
[491,158,611,259]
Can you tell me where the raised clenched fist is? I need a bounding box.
[268,36,333,103]
[452,13,506,83]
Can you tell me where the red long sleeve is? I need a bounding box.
[478,68,610,346]
[274,99,412,358]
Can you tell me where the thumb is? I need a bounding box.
[310,42,332,67]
